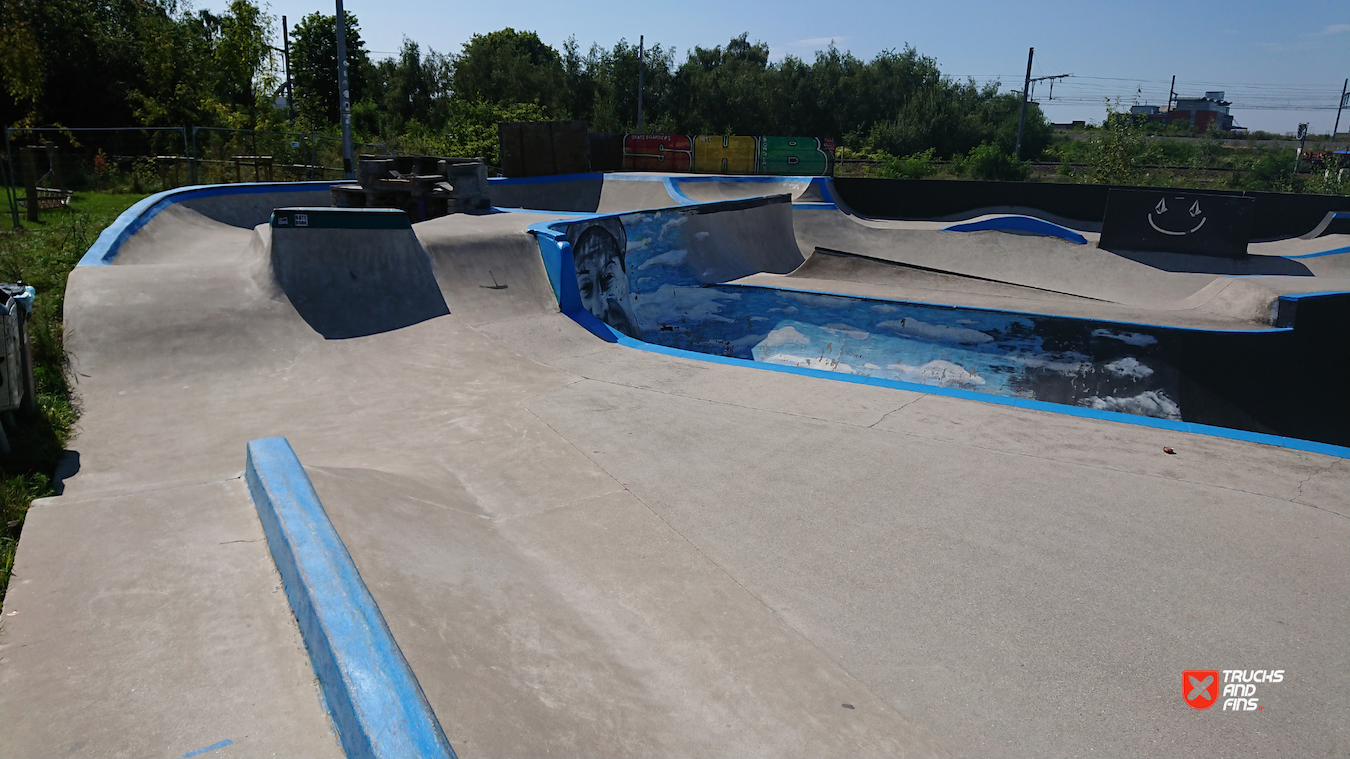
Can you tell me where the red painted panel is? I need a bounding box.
[623,134,693,171]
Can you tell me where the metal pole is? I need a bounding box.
[637,35,645,134]
[191,126,198,185]
[1015,47,1033,160]
[282,15,295,122]
[3,126,21,231]
[1167,75,1175,114]
[1334,78,1348,139]
[335,1,354,179]
[180,127,189,186]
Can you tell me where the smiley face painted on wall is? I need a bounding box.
[1148,196,1206,236]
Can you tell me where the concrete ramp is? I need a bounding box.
[489,174,680,213]
[113,203,255,266]
[415,211,567,325]
[178,185,334,227]
[267,208,449,339]
[668,176,823,204]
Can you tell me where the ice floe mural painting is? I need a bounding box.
[566,206,1185,421]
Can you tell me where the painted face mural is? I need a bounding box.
[571,221,640,338]
[1148,196,1207,236]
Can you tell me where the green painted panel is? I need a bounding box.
[757,137,829,176]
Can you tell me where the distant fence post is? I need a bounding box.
[3,126,20,231]
[19,146,39,222]
[180,127,190,186]
[190,126,199,185]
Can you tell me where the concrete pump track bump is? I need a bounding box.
[0,174,1346,758]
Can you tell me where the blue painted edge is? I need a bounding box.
[528,229,1348,459]
[941,215,1089,245]
[78,181,337,267]
[1276,290,1350,301]
[718,280,1292,335]
[245,438,457,759]
[182,739,234,758]
[662,176,698,205]
[1286,244,1350,259]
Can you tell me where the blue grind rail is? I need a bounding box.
[245,437,457,759]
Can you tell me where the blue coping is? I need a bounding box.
[663,177,698,205]
[941,215,1089,245]
[1276,290,1350,301]
[245,438,457,759]
[1286,244,1350,259]
[529,222,1349,460]
[717,280,1294,334]
[78,181,338,267]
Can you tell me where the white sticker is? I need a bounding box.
[295,214,309,227]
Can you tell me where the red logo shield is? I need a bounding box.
[1184,670,1220,710]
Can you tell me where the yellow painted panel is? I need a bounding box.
[693,135,757,174]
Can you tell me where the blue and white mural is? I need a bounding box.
[567,206,1183,421]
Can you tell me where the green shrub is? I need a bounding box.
[960,143,1029,181]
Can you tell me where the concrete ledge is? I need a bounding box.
[244,437,456,759]
[271,207,411,230]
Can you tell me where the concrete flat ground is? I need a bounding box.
[1,185,1347,758]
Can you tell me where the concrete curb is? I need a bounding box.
[244,437,456,759]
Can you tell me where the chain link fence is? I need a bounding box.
[2,125,403,229]
[189,127,390,185]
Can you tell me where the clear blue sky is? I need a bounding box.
[200,0,1350,135]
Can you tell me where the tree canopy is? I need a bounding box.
[0,3,1052,165]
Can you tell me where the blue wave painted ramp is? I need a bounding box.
[941,215,1088,244]
[245,437,456,759]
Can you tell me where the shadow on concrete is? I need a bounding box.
[271,230,452,340]
[52,451,80,496]
[281,273,451,340]
[1101,247,1314,276]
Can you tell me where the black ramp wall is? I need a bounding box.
[831,178,1350,240]
[1099,190,1254,257]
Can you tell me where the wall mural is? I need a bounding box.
[565,206,1186,421]
[621,134,692,171]
[692,135,757,173]
[621,135,835,175]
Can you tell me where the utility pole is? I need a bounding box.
[1334,78,1348,139]
[282,15,294,122]
[637,36,645,134]
[1293,122,1309,177]
[1015,47,1034,160]
[1167,75,1175,113]
[335,0,354,179]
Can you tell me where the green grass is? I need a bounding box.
[0,190,148,606]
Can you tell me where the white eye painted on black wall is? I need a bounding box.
[1148,196,1207,236]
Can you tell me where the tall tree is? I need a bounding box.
[290,10,371,126]
[452,28,565,113]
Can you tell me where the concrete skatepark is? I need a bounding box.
[0,173,1346,757]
